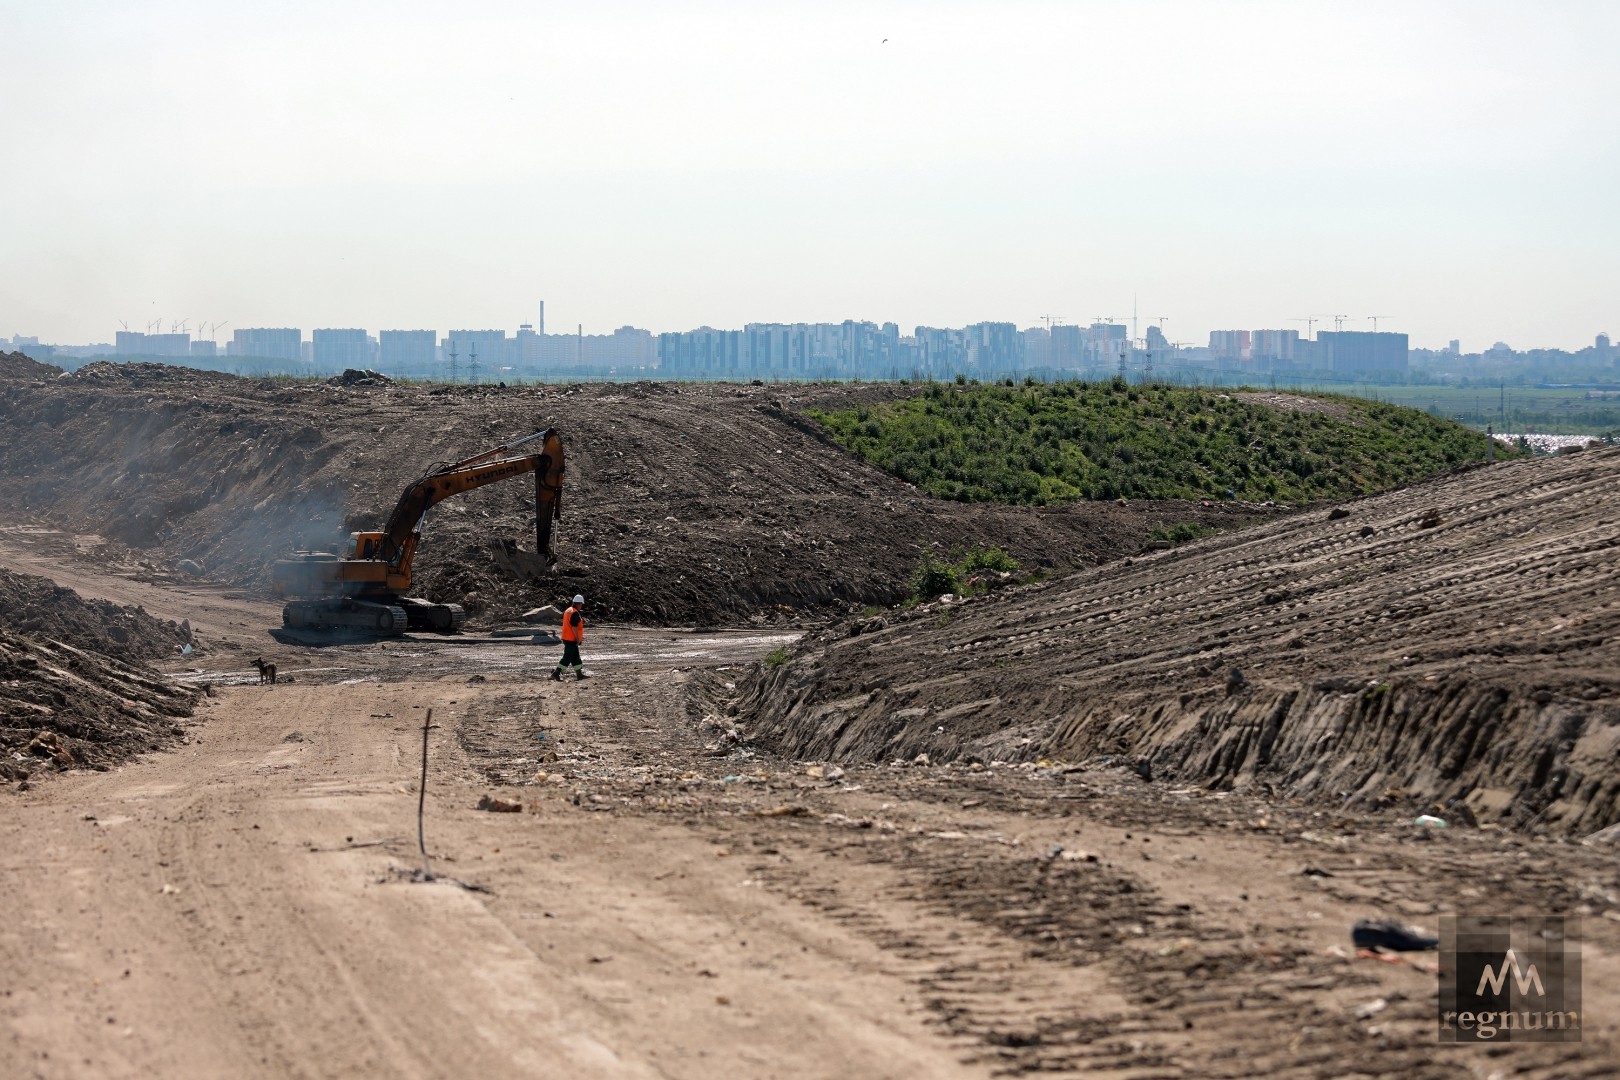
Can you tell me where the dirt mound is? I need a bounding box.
[328,368,393,387]
[0,566,192,662]
[0,629,196,778]
[69,359,245,390]
[0,374,1276,626]
[0,351,63,380]
[738,447,1620,834]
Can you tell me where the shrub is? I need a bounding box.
[808,381,1513,506]
[763,646,791,667]
[1149,522,1220,546]
[909,551,962,600]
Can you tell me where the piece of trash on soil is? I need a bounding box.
[1413,814,1446,828]
[477,795,522,813]
[1351,918,1438,952]
[1352,998,1388,1020]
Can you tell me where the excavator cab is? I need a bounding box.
[351,532,384,561]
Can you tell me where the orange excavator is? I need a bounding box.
[272,428,564,634]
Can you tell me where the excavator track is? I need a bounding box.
[282,599,410,636]
[395,599,467,632]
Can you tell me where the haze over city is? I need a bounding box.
[2,0,1616,351]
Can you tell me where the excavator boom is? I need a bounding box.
[378,428,565,573]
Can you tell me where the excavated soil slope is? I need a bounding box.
[740,447,1620,834]
[0,350,62,380]
[0,629,196,776]
[0,566,196,774]
[0,566,191,663]
[0,363,1270,626]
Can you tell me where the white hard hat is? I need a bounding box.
[573,594,585,604]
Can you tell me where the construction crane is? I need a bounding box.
[1038,315,1065,329]
[1368,315,1394,331]
[1290,317,1318,339]
[1327,314,1351,332]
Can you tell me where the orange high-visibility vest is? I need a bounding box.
[561,606,583,643]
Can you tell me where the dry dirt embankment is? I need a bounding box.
[0,565,191,663]
[0,350,63,380]
[0,568,197,776]
[740,447,1620,834]
[0,363,1264,626]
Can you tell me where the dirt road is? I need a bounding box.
[4,551,1619,1077]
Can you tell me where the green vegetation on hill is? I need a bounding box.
[808,380,1508,504]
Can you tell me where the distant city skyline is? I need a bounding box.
[2,1,1616,350]
[5,310,1610,360]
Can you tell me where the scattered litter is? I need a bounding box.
[1413,814,1446,829]
[477,795,522,813]
[1351,918,1438,952]
[1352,997,1388,1020]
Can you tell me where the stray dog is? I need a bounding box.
[253,658,278,685]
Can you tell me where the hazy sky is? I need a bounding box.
[3,0,1616,350]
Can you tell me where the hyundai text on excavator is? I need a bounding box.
[271,428,564,634]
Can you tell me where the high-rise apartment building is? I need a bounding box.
[1318,331,1409,375]
[1251,329,1298,362]
[379,330,436,371]
[1209,330,1252,361]
[1049,324,1084,368]
[966,322,1021,373]
[312,328,369,369]
[231,328,302,362]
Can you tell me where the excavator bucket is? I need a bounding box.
[487,538,555,583]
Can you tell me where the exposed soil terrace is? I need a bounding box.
[741,446,1620,834]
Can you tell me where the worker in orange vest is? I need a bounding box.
[551,595,587,681]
